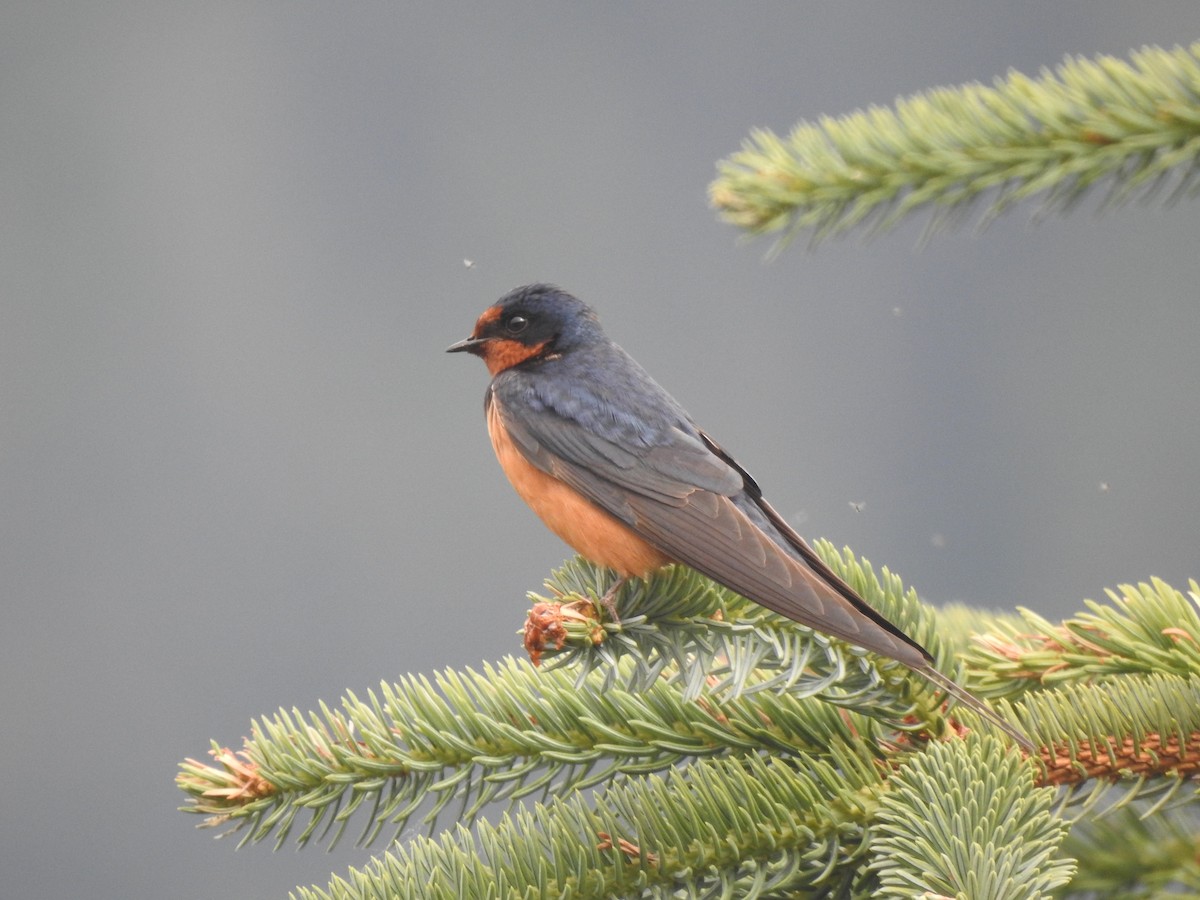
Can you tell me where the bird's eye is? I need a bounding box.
[505,315,529,334]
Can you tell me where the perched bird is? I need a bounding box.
[448,283,1033,751]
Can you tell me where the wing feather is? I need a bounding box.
[495,394,928,666]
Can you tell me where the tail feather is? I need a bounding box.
[913,663,1036,753]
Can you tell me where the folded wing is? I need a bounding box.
[495,395,930,667]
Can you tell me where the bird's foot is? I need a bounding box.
[597,576,628,626]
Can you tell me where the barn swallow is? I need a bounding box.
[448,283,1033,751]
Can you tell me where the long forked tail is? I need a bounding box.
[913,663,1037,753]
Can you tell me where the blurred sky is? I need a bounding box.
[4,3,1199,897]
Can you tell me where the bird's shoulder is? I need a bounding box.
[493,341,686,444]
[489,341,743,497]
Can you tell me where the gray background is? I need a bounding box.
[4,3,1199,897]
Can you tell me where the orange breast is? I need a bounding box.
[487,398,671,578]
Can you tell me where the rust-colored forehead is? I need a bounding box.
[471,305,502,335]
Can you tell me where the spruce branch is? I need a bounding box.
[179,568,1200,898]
[526,555,919,715]
[293,751,893,900]
[870,737,1074,899]
[527,546,1033,742]
[1059,805,1200,898]
[710,43,1200,245]
[962,578,1200,697]
[178,653,905,851]
[1015,674,1200,815]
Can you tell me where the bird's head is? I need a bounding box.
[446,283,602,375]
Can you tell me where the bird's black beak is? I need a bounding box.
[446,336,488,354]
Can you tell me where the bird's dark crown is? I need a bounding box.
[447,284,605,371]
[477,283,600,346]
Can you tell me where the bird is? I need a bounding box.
[448,283,1033,752]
